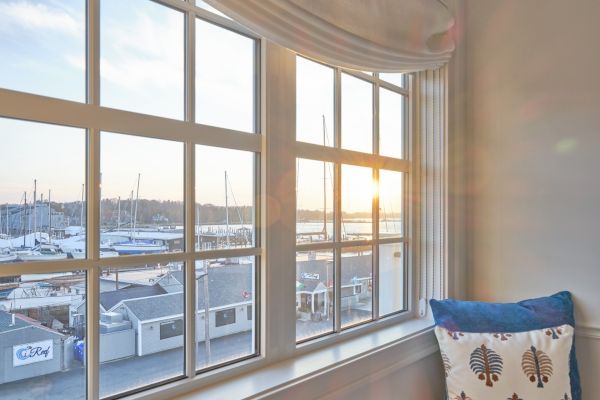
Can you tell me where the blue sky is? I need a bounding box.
[0,0,404,213]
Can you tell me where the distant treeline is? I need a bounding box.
[52,200,376,226]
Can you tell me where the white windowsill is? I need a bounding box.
[162,318,437,400]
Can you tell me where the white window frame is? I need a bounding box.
[293,56,413,344]
[0,1,449,399]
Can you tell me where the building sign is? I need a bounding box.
[13,340,54,367]
[300,272,320,280]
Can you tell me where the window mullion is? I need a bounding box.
[334,163,342,333]
[372,76,380,321]
[86,0,101,398]
[184,10,197,377]
[184,141,197,377]
[86,127,101,400]
[185,8,196,124]
[263,42,297,359]
[333,67,342,333]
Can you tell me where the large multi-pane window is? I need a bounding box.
[0,1,421,399]
[0,2,259,399]
[296,56,409,342]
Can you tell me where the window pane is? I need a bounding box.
[0,118,85,263]
[101,0,184,119]
[341,73,372,153]
[379,170,404,237]
[379,73,404,87]
[379,88,405,158]
[196,19,255,132]
[296,159,333,244]
[195,258,256,370]
[0,271,86,400]
[296,250,334,342]
[0,0,85,102]
[341,165,373,241]
[341,247,372,328]
[379,243,405,316]
[195,146,255,251]
[296,57,334,146]
[99,263,185,398]
[100,132,184,257]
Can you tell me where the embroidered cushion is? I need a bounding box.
[430,291,581,400]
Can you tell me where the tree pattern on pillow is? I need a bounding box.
[521,345,553,388]
[493,332,513,341]
[469,344,503,387]
[453,391,472,400]
[507,394,523,400]
[545,327,563,339]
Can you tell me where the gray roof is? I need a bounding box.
[101,284,167,310]
[123,292,184,321]
[172,265,254,310]
[123,265,254,321]
[0,310,30,333]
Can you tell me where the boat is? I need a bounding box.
[70,246,120,259]
[18,244,67,261]
[110,240,168,255]
[0,248,17,263]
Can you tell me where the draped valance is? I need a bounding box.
[205,0,455,72]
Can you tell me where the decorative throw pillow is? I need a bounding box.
[430,291,581,400]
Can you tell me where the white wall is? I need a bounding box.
[266,352,444,400]
[465,0,600,397]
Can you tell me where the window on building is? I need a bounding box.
[160,319,184,340]
[296,56,409,342]
[215,308,236,327]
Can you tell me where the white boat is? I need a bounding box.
[111,240,168,255]
[70,247,120,259]
[18,245,67,261]
[0,248,17,263]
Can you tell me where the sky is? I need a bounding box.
[0,0,405,213]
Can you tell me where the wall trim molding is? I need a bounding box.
[253,328,439,399]
[319,343,439,400]
[576,325,600,340]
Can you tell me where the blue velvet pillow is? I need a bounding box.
[430,291,581,400]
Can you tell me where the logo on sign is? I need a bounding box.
[300,272,320,280]
[13,340,53,367]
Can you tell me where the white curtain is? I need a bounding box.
[204,0,455,72]
[414,66,448,309]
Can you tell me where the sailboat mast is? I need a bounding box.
[39,193,43,242]
[23,191,27,247]
[129,190,134,236]
[322,115,327,239]
[117,196,121,231]
[133,173,140,237]
[80,183,85,229]
[48,190,52,244]
[33,179,37,243]
[224,171,230,247]
[196,203,200,250]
